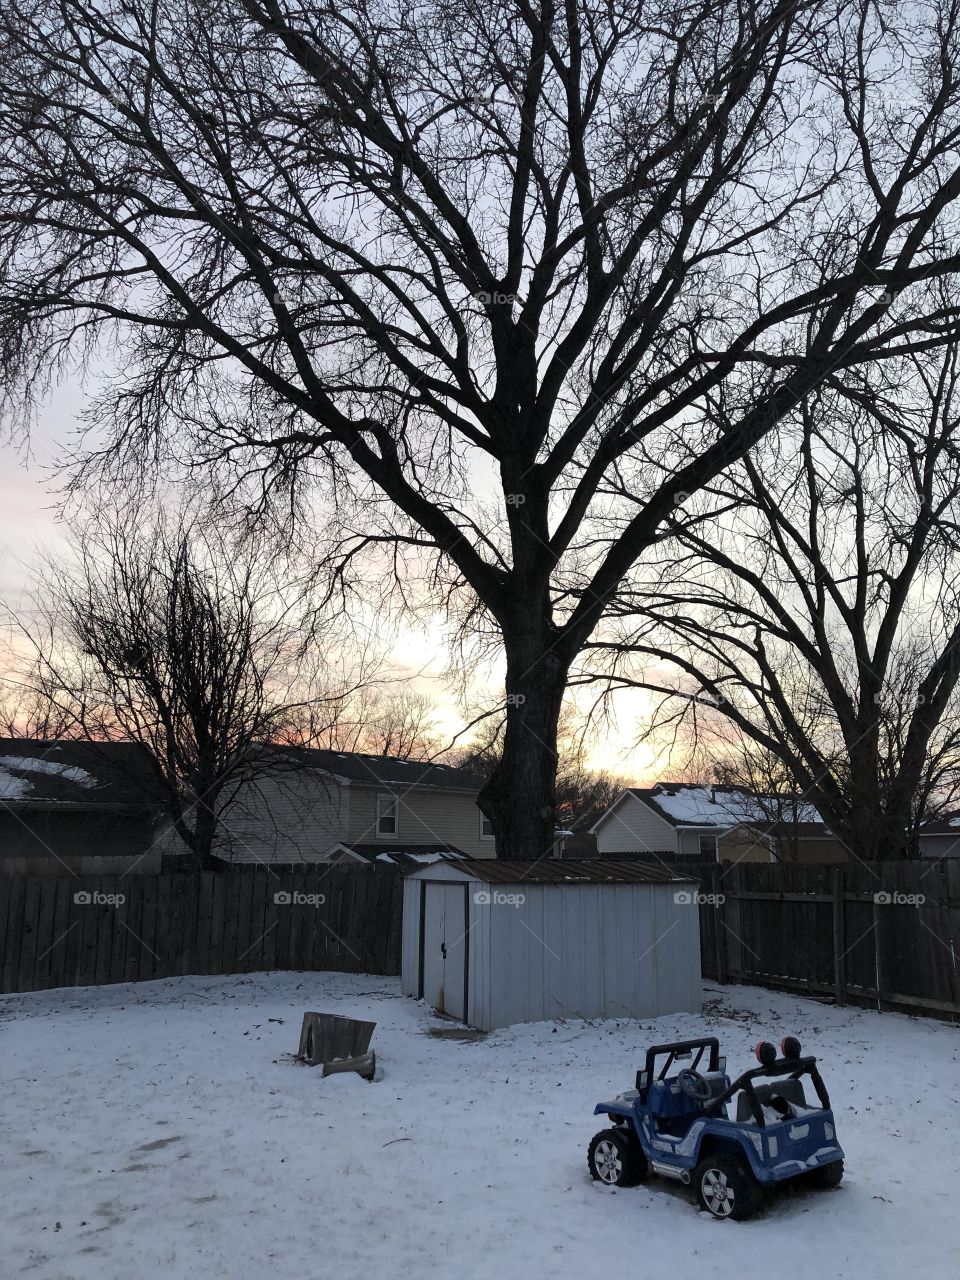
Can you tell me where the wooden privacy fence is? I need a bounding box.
[0,865,403,995]
[4,857,960,1016]
[654,856,960,1018]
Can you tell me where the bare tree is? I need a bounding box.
[16,514,361,870]
[316,687,443,759]
[4,2,960,853]
[586,344,960,860]
[359,691,443,761]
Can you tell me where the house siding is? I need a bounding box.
[346,784,495,859]
[716,831,771,863]
[156,771,349,864]
[918,833,960,858]
[158,767,492,865]
[594,793,678,854]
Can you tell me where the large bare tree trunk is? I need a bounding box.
[479,622,569,858]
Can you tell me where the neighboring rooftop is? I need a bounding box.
[283,748,485,793]
[919,815,960,835]
[0,739,485,808]
[0,739,162,808]
[611,782,823,830]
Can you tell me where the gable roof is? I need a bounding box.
[404,857,697,885]
[595,782,823,832]
[919,814,960,836]
[0,739,163,809]
[286,749,484,793]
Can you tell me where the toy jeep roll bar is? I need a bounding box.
[701,1043,831,1128]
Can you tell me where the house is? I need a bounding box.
[161,748,494,865]
[0,739,495,873]
[401,858,702,1030]
[590,782,845,863]
[0,739,165,875]
[917,816,960,859]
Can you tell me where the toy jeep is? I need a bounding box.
[588,1036,844,1219]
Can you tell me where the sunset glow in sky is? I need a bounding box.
[0,383,659,784]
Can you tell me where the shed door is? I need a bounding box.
[420,882,469,1021]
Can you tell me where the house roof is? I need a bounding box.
[918,815,960,836]
[404,858,698,885]
[333,842,466,869]
[0,739,162,809]
[596,782,823,832]
[284,749,484,793]
[0,738,484,808]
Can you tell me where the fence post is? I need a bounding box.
[711,864,728,985]
[832,866,846,1006]
[872,893,884,1012]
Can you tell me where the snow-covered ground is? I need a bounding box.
[3,973,958,1279]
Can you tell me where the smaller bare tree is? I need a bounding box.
[15,513,365,870]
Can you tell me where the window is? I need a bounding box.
[376,794,398,837]
[479,812,495,840]
[699,833,718,858]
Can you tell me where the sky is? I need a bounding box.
[0,382,659,781]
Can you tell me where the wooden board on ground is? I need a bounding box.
[297,1011,377,1071]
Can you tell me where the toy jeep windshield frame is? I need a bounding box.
[636,1037,722,1094]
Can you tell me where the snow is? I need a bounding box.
[0,768,31,799]
[651,785,822,828]
[374,851,445,864]
[2,974,957,1279]
[0,752,96,793]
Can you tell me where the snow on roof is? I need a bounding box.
[637,784,822,828]
[375,850,445,864]
[0,767,31,800]
[0,755,96,787]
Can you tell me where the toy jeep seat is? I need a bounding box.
[735,1077,808,1121]
[648,1071,728,1122]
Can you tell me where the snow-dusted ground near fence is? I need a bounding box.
[2,974,958,1280]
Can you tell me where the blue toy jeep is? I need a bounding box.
[588,1036,844,1219]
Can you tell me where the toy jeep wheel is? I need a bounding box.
[808,1159,844,1189]
[588,1128,647,1187]
[695,1154,763,1220]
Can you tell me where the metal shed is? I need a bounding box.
[401,859,702,1031]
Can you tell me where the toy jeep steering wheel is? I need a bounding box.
[676,1068,714,1103]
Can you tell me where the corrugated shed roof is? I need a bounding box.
[406,858,698,884]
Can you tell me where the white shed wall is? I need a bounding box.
[481,883,700,1030]
[401,878,422,996]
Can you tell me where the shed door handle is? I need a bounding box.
[440,942,447,958]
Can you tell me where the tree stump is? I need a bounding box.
[297,1012,377,1075]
